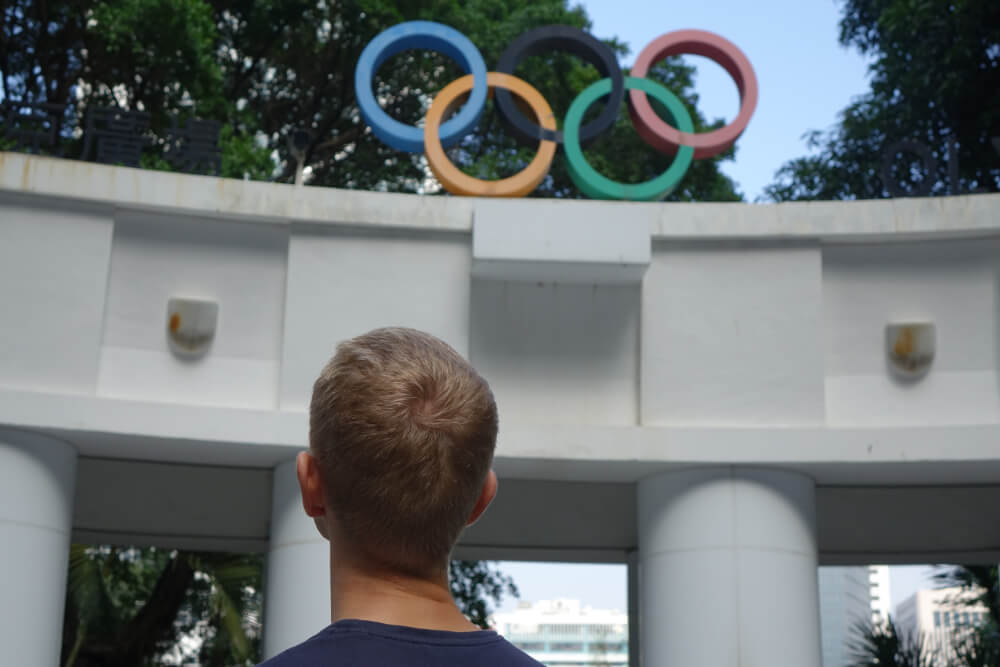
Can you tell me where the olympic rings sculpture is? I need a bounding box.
[355,21,758,201]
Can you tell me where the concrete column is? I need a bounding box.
[637,467,821,667]
[0,429,77,666]
[626,549,641,667]
[263,457,331,658]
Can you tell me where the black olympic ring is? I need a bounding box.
[494,25,625,148]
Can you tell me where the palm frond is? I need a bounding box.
[848,615,939,667]
[65,544,116,634]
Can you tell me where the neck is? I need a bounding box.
[328,540,481,632]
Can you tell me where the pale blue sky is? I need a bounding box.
[497,562,628,612]
[575,0,874,200]
[496,561,940,617]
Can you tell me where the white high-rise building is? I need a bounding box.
[819,567,872,667]
[492,599,628,667]
[869,565,892,625]
[817,565,890,666]
[896,587,990,662]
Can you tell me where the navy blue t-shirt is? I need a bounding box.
[258,619,544,666]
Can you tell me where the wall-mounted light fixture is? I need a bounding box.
[886,322,935,380]
[167,297,218,359]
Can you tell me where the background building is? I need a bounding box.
[896,587,990,662]
[819,567,872,667]
[493,599,628,667]
[816,565,893,667]
[869,565,892,625]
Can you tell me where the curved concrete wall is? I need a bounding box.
[1,152,999,563]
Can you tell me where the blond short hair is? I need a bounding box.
[309,327,498,573]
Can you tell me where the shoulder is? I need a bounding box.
[487,637,548,666]
[257,645,308,666]
[256,626,337,666]
[256,621,545,667]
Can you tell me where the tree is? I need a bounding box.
[847,568,1000,667]
[449,560,519,630]
[61,546,518,664]
[1,0,274,178]
[61,545,262,666]
[2,0,741,200]
[764,0,1000,202]
[932,566,1000,628]
[950,625,1000,667]
[848,615,938,667]
[932,565,1000,667]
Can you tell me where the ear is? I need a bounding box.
[466,469,498,526]
[296,451,329,539]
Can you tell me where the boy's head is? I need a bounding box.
[302,327,498,575]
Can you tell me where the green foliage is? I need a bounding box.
[88,0,224,118]
[932,566,1000,666]
[61,546,261,667]
[219,123,277,181]
[1,0,84,105]
[848,615,937,667]
[950,623,1000,667]
[848,568,1000,667]
[62,547,517,662]
[764,0,1000,201]
[932,566,1000,628]
[449,560,519,630]
[2,0,740,200]
[174,552,263,666]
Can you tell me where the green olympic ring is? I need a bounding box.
[563,76,694,201]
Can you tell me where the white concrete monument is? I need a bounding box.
[2,152,1000,665]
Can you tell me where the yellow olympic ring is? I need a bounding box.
[424,72,557,197]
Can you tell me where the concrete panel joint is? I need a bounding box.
[472,200,650,284]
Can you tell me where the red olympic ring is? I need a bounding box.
[629,30,758,160]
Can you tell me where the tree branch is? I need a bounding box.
[119,554,195,666]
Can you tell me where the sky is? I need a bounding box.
[495,561,941,618]
[574,0,875,200]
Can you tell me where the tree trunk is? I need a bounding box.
[118,554,196,666]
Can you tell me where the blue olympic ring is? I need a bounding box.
[354,21,488,153]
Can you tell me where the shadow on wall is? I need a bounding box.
[469,280,640,426]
